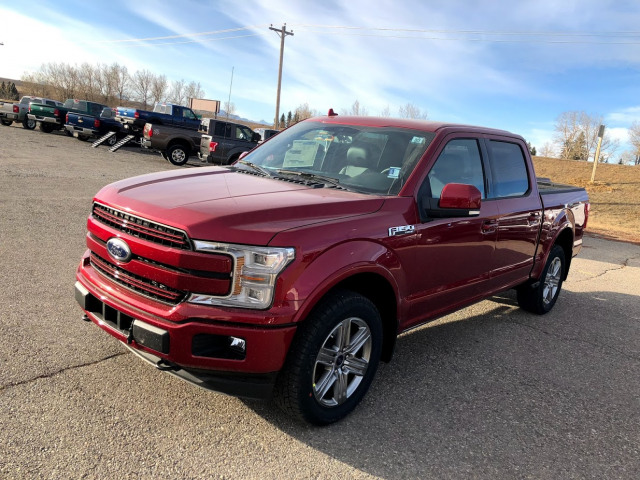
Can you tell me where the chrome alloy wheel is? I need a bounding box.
[542,257,562,306]
[312,317,372,407]
[171,148,186,163]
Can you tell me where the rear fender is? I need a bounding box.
[531,209,574,280]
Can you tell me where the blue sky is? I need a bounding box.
[1,0,639,158]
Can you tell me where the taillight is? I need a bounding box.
[134,111,140,119]
[94,119,100,128]
[144,124,152,138]
[54,108,60,117]
[209,141,218,152]
[13,105,19,113]
[66,114,69,123]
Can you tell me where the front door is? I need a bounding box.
[406,136,498,326]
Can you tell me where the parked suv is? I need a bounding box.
[197,118,261,164]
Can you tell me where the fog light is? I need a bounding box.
[230,336,246,354]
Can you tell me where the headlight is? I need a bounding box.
[188,241,295,309]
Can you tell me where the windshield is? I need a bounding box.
[237,121,434,195]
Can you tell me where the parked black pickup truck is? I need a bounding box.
[115,102,201,134]
[197,118,261,165]
[142,123,202,166]
[65,107,123,146]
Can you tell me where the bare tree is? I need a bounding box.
[40,62,78,100]
[379,105,391,117]
[294,102,315,122]
[398,102,427,119]
[554,111,618,162]
[341,99,368,116]
[629,121,640,164]
[540,142,556,158]
[94,64,115,104]
[111,63,129,104]
[223,101,236,117]
[168,79,186,106]
[131,69,154,109]
[150,74,168,105]
[184,81,205,103]
[77,63,98,101]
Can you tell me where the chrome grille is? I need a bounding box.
[92,203,190,250]
[90,253,187,304]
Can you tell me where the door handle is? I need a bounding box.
[527,212,541,226]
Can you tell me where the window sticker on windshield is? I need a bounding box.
[387,167,401,179]
[283,140,320,168]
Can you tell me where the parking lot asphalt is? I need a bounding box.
[1,123,639,479]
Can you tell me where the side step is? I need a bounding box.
[109,134,136,152]
[91,131,116,148]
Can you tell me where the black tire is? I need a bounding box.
[77,134,89,141]
[166,144,189,166]
[39,123,54,133]
[1,119,12,126]
[23,117,36,130]
[274,290,383,425]
[64,128,73,137]
[106,133,118,147]
[517,245,566,314]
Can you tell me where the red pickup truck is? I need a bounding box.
[75,114,589,425]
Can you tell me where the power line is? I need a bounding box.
[92,25,269,44]
[106,33,266,47]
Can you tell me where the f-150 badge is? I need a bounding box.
[389,225,415,236]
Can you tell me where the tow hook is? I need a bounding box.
[155,359,180,372]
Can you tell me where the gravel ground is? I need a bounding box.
[1,123,639,479]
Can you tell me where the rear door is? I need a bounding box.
[483,136,542,289]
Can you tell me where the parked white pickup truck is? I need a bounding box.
[0,96,62,129]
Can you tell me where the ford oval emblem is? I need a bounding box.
[106,237,132,263]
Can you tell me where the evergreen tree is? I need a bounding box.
[9,82,19,100]
[0,81,6,99]
[280,113,285,129]
[286,111,292,128]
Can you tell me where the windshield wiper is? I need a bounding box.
[235,160,272,177]
[275,169,347,190]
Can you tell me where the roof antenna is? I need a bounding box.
[327,108,338,117]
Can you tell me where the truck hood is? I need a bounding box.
[96,167,385,245]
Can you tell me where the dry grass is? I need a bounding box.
[533,156,640,243]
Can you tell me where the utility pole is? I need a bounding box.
[226,66,234,120]
[269,24,293,129]
[590,124,605,183]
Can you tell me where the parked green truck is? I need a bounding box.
[27,99,107,133]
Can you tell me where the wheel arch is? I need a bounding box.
[554,227,574,280]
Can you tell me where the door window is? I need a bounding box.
[488,141,530,197]
[427,139,486,198]
[213,122,226,137]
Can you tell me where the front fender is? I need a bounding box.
[284,240,402,324]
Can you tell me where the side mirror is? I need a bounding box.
[424,183,482,218]
[252,132,262,142]
[238,151,249,161]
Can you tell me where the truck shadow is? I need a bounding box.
[243,288,639,479]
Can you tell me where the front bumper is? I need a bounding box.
[75,274,297,399]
